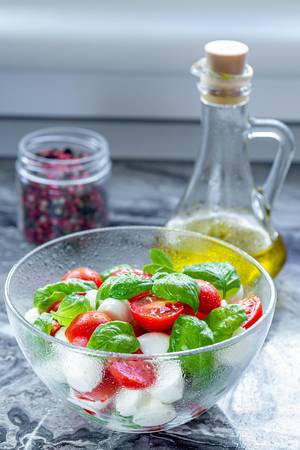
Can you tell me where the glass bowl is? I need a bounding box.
[5,226,276,433]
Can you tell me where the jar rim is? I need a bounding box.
[18,126,110,167]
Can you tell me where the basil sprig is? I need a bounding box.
[97,273,153,302]
[183,262,240,298]
[87,321,140,353]
[205,304,247,343]
[34,278,96,312]
[143,248,176,275]
[33,312,56,335]
[52,293,92,326]
[152,273,199,313]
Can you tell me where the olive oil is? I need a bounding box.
[167,209,286,278]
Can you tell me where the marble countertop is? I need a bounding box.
[0,159,299,450]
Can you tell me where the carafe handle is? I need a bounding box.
[247,118,295,206]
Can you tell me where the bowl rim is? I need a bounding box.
[5,226,277,359]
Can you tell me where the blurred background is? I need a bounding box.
[0,0,299,161]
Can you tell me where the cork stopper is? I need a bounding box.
[205,40,248,75]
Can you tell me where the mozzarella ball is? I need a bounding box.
[98,298,133,322]
[150,360,184,404]
[62,352,103,392]
[132,397,176,427]
[115,389,150,417]
[25,307,40,324]
[85,289,98,309]
[138,333,170,355]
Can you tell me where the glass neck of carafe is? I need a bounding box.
[199,101,253,209]
[178,59,256,212]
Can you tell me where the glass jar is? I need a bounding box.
[16,127,111,245]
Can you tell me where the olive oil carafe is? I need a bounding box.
[167,41,295,277]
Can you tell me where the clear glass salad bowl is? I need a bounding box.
[5,226,276,433]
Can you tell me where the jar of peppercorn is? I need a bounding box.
[16,127,111,245]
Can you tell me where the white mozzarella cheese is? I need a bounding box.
[25,307,40,324]
[85,289,98,309]
[115,389,150,417]
[227,285,244,303]
[150,360,184,404]
[63,352,103,393]
[138,332,170,355]
[132,397,176,427]
[98,298,133,322]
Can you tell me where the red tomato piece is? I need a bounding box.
[111,268,151,279]
[108,359,155,389]
[50,320,61,336]
[240,296,263,329]
[47,300,61,313]
[128,291,152,304]
[75,370,119,402]
[130,294,185,332]
[132,320,145,337]
[196,280,222,313]
[62,267,103,288]
[72,336,89,347]
[183,305,195,316]
[196,310,209,321]
[66,311,111,345]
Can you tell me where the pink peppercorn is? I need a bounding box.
[17,127,111,245]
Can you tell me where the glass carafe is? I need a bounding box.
[167,53,295,277]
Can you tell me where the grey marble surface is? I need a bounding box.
[0,159,299,450]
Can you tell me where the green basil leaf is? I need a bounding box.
[168,315,214,352]
[143,263,176,276]
[168,315,214,375]
[151,271,174,281]
[183,262,240,298]
[150,248,173,268]
[152,273,199,313]
[205,304,247,343]
[34,278,96,312]
[98,273,153,301]
[52,293,92,326]
[33,313,55,335]
[101,264,132,281]
[87,321,140,353]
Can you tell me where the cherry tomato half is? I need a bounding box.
[75,370,119,402]
[62,267,103,288]
[66,311,111,345]
[196,280,222,314]
[240,296,263,329]
[111,267,151,279]
[108,359,155,389]
[130,294,185,332]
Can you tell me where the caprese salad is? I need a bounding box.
[25,248,263,427]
